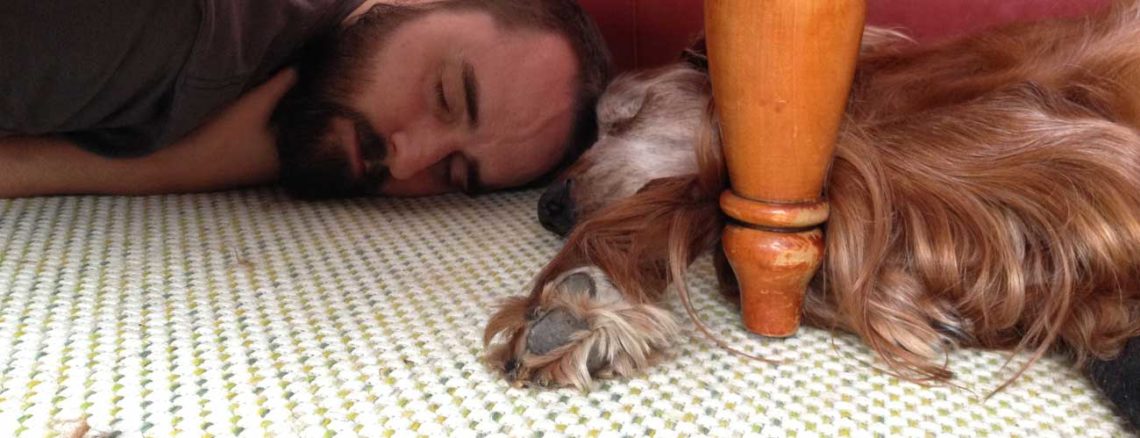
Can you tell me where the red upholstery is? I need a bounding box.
[579,0,1111,72]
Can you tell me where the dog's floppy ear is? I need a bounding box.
[597,97,646,137]
[681,35,708,72]
[596,79,651,135]
[633,177,674,197]
[636,176,709,202]
[599,67,710,137]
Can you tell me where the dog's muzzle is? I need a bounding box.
[538,178,577,236]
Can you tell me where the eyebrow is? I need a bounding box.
[462,61,480,128]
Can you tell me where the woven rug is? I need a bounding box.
[0,189,1132,437]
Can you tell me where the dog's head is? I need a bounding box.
[533,28,908,236]
[537,63,713,235]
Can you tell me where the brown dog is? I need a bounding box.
[485,1,1140,425]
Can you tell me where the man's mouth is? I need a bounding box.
[327,116,385,181]
[324,116,364,177]
[354,117,389,184]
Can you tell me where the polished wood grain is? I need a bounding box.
[705,0,865,336]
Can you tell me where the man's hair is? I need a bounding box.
[437,0,614,186]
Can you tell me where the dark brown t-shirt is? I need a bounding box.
[0,0,365,157]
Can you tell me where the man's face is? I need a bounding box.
[274,5,579,198]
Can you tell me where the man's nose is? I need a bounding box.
[386,129,457,181]
[538,178,577,236]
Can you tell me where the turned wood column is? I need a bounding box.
[704,0,865,336]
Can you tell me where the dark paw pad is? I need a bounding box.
[527,309,588,355]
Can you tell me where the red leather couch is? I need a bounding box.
[579,0,1111,72]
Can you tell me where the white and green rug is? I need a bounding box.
[0,189,1132,436]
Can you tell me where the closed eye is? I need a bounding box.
[436,80,451,114]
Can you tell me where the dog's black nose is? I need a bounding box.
[538,178,577,236]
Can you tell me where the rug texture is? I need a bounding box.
[0,189,1132,437]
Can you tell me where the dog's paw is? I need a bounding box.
[483,266,678,389]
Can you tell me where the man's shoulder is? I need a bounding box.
[0,0,200,154]
[160,0,367,147]
[187,0,366,83]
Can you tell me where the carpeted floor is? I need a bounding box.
[0,189,1131,436]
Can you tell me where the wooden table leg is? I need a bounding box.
[704,0,866,337]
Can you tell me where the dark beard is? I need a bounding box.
[270,4,428,199]
[273,90,388,198]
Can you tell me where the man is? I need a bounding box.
[0,0,612,198]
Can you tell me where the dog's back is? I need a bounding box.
[851,1,1140,127]
[815,0,1140,362]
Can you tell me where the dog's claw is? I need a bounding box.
[504,358,521,380]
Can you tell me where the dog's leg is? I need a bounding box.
[484,266,679,389]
